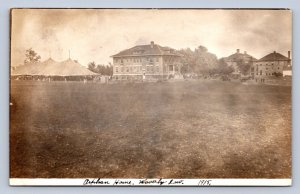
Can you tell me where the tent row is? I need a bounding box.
[11,58,97,76]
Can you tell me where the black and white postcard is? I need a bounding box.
[9,9,292,186]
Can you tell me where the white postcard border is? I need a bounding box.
[9,178,292,186]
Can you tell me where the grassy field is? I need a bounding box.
[10,80,291,178]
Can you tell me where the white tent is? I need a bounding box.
[12,62,43,75]
[12,58,97,76]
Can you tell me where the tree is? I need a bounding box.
[179,48,195,74]
[106,63,113,76]
[215,58,234,75]
[178,46,218,75]
[88,61,97,73]
[24,48,41,65]
[87,61,113,76]
[236,59,251,75]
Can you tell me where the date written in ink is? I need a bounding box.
[198,179,212,186]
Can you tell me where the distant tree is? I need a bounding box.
[97,64,113,76]
[87,61,113,76]
[236,59,251,75]
[24,48,41,65]
[178,45,218,75]
[107,63,113,76]
[216,58,234,75]
[196,45,208,53]
[179,48,195,74]
[88,61,97,73]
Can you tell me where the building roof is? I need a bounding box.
[111,41,181,57]
[225,49,257,61]
[258,51,290,62]
[12,58,97,76]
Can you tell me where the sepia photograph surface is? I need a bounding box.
[10,9,292,186]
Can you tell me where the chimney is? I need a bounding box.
[244,51,247,55]
[236,49,240,53]
[288,51,291,59]
[273,51,276,54]
[150,41,154,48]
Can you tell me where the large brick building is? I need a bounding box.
[111,41,182,80]
[254,51,291,83]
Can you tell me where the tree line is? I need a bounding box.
[87,62,113,76]
[179,46,238,76]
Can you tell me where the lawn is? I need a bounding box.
[10,80,291,178]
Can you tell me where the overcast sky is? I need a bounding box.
[11,9,292,66]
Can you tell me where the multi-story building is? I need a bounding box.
[224,49,257,78]
[254,51,291,83]
[111,41,182,80]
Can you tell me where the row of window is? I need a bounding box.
[256,67,281,71]
[115,66,160,73]
[257,63,275,66]
[256,71,281,76]
[114,57,160,63]
[256,62,285,67]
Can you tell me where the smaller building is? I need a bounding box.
[224,49,257,78]
[254,51,291,83]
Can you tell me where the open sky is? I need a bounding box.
[11,9,292,67]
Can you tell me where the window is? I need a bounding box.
[121,59,123,63]
[116,67,118,73]
[278,67,280,70]
[126,67,129,72]
[156,66,159,72]
[156,57,159,62]
[266,68,268,70]
[260,64,262,66]
[260,70,262,75]
[266,73,267,75]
